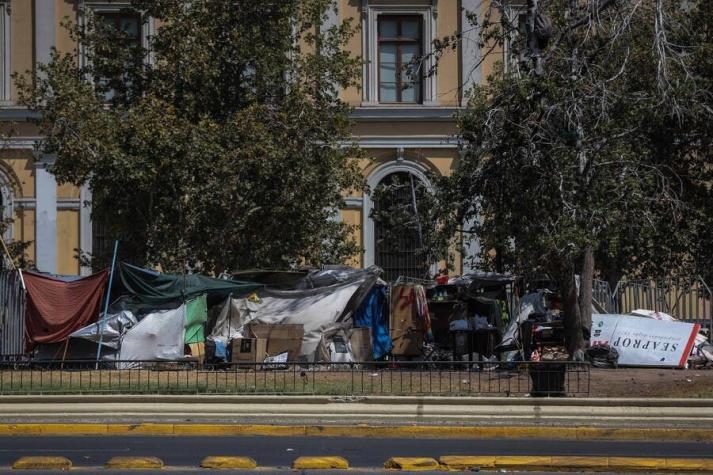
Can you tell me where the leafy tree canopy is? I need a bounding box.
[429,0,712,354]
[16,0,364,273]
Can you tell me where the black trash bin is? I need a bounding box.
[529,362,566,397]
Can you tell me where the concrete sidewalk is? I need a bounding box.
[1,395,713,435]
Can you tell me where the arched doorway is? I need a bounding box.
[371,171,430,282]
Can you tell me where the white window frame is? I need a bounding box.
[361,1,438,106]
[0,1,11,102]
[78,1,155,70]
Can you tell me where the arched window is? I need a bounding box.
[372,171,429,282]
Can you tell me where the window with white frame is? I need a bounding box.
[0,1,10,102]
[79,2,154,101]
[377,15,423,103]
[362,3,437,106]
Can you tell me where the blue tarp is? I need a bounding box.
[354,284,392,359]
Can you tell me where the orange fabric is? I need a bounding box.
[24,270,109,350]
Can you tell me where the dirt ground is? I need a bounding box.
[589,367,713,397]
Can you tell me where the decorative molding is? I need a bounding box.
[14,198,80,210]
[362,3,438,105]
[355,135,457,149]
[0,137,40,149]
[343,196,363,209]
[351,106,459,121]
[0,108,41,121]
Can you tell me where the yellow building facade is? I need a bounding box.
[0,0,503,277]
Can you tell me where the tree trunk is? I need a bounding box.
[560,265,584,357]
[578,244,594,345]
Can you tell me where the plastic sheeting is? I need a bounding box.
[353,285,392,359]
[184,294,207,343]
[118,305,185,364]
[70,311,138,349]
[210,280,369,360]
[24,270,109,350]
[497,291,548,352]
[116,262,261,306]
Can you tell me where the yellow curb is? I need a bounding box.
[0,424,43,435]
[40,423,108,435]
[105,456,164,469]
[609,457,667,471]
[12,456,72,470]
[495,455,553,467]
[200,456,257,469]
[1,423,713,443]
[172,424,243,436]
[292,456,349,470]
[108,423,174,435]
[665,458,713,471]
[439,455,496,470]
[236,424,306,437]
[551,456,610,469]
[385,457,440,471]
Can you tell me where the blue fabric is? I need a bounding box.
[354,285,393,359]
[214,339,227,361]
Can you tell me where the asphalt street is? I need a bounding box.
[0,435,711,470]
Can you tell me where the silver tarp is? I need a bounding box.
[70,311,138,349]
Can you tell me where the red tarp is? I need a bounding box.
[24,270,109,350]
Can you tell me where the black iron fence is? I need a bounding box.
[0,360,589,397]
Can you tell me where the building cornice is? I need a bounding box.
[351,106,460,122]
[355,135,457,149]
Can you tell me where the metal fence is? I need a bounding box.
[612,277,712,333]
[0,360,590,397]
[0,270,25,360]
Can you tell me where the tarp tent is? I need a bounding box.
[24,270,109,350]
[116,262,262,306]
[118,305,186,365]
[210,268,379,360]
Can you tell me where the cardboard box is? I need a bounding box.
[350,327,373,362]
[247,324,304,361]
[231,337,267,364]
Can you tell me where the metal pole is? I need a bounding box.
[95,240,119,367]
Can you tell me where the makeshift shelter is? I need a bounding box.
[24,270,108,351]
[116,262,261,306]
[118,305,186,365]
[210,268,379,361]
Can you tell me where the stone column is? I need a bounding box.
[35,157,57,274]
[461,0,481,106]
[79,184,93,276]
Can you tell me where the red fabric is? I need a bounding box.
[24,270,109,350]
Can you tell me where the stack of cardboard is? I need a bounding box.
[231,324,304,364]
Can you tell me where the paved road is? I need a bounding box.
[0,435,710,469]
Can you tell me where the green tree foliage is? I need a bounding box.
[15,0,363,273]
[433,0,712,354]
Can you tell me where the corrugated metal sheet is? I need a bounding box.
[0,270,26,360]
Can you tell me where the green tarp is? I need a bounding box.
[116,262,262,306]
[184,294,207,344]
